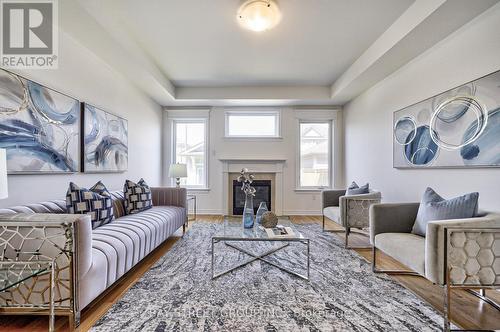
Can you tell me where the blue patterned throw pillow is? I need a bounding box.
[66,181,114,229]
[124,178,153,214]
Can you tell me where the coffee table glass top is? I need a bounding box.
[217,215,306,240]
[0,261,50,292]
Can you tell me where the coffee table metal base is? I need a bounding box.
[211,239,310,280]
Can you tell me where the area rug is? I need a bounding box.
[92,222,444,331]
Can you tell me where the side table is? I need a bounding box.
[187,194,197,222]
[0,260,55,332]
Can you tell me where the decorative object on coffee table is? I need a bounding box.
[169,163,187,187]
[256,202,268,224]
[237,168,256,228]
[261,211,278,228]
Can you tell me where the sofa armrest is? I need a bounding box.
[369,202,419,244]
[0,213,92,314]
[151,187,187,209]
[321,189,346,209]
[425,213,500,285]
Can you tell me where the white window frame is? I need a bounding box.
[171,117,209,189]
[296,119,333,190]
[224,110,281,138]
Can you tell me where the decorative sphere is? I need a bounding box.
[261,211,278,228]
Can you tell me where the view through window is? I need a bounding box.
[226,111,280,137]
[299,122,330,188]
[174,120,206,187]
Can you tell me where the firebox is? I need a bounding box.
[232,180,271,215]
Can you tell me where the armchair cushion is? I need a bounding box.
[323,206,341,225]
[375,233,425,276]
[412,187,479,236]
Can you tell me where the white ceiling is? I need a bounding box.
[94,0,414,87]
[66,0,499,106]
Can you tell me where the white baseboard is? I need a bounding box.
[282,210,322,216]
[190,209,321,216]
[191,209,225,215]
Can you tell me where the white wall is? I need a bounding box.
[0,31,163,207]
[343,4,500,211]
[164,107,343,215]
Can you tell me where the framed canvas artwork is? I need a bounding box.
[82,103,128,172]
[0,69,80,173]
[393,70,500,168]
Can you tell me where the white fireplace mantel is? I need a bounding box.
[219,157,286,216]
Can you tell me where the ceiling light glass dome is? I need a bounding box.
[237,0,282,32]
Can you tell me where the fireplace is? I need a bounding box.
[232,180,271,215]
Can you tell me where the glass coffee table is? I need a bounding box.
[0,260,55,332]
[211,216,310,280]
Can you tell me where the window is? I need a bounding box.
[173,120,207,188]
[225,111,280,137]
[299,121,331,188]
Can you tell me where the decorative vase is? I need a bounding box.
[243,194,254,228]
[256,202,268,224]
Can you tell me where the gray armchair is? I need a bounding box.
[370,203,500,331]
[322,189,382,248]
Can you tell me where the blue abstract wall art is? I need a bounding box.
[0,69,80,173]
[393,70,500,168]
[83,103,128,172]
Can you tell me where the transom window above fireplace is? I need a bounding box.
[225,110,281,138]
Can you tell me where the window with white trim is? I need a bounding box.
[172,119,207,188]
[298,121,331,188]
[225,110,280,137]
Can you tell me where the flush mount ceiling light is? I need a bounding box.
[237,0,281,32]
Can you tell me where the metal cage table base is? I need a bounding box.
[212,238,310,281]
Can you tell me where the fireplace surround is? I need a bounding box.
[219,158,286,216]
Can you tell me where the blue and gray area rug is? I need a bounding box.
[92,222,444,331]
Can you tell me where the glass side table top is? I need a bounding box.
[0,261,50,292]
[217,215,306,240]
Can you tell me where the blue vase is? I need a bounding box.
[256,202,268,225]
[243,194,254,228]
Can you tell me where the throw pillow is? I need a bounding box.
[411,187,479,237]
[124,178,153,214]
[66,181,114,229]
[346,181,369,195]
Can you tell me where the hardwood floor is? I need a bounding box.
[0,215,498,331]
